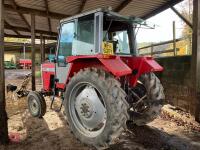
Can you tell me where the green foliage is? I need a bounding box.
[180,0,192,54]
[35,71,41,78]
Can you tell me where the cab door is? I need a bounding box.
[56,21,75,84]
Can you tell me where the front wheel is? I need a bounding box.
[27,91,46,118]
[64,68,129,149]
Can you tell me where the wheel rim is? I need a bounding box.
[29,96,39,114]
[69,82,107,138]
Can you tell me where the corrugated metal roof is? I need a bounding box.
[4,0,183,39]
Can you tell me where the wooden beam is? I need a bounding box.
[19,13,30,28]
[4,33,57,40]
[44,0,52,32]
[114,0,132,12]
[31,14,36,91]
[13,30,20,35]
[191,0,200,122]
[5,4,69,19]
[0,0,9,145]
[4,20,21,35]
[142,0,183,20]
[171,6,193,29]
[10,0,30,29]
[79,0,87,13]
[5,23,57,36]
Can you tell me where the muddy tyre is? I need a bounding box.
[64,68,129,149]
[129,73,165,126]
[27,91,46,118]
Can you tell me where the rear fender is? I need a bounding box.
[65,55,163,88]
[98,56,132,77]
[65,55,132,84]
[121,57,163,86]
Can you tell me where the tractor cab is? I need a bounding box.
[53,8,144,85]
[57,8,141,62]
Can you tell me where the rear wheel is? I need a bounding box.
[64,68,129,149]
[127,73,165,126]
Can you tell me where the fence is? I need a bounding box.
[138,37,186,56]
[138,21,191,57]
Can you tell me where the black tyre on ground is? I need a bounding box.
[128,73,165,126]
[27,91,46,118]
[64,68,129,149]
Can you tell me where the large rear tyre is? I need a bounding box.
[64,68,129,149]
[27,91,46,118]
[128,73,165,126]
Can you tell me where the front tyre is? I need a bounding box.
[64,68,129,149]
[27,91,46,118]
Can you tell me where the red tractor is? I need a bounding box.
[27,8,164,149]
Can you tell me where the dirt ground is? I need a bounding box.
[1,69,200,150]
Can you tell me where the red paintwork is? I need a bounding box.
[67,55,132,77]
[66,54,116,62]
[19,59,32,64]
[98,57,132,76]
[121,56,163,86]
[19,59,32,69]
[56,82,65,89]
[9,132,20,143]
[41,54,163,92]
[41,62,55,91]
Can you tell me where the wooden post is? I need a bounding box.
[0,0,9,144]
[173,21,176,56]
[42,37,45,61]
[31,14,36,91]
[40,34,45,63]
[151,44,153,56]
[192,0,200,122]
[23,43,26,59]
[23,43,26,69]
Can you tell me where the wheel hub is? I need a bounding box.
[75,86,106,130]
[30,98,38,114]
[79,98,93,118]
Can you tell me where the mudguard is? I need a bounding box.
[67,55,132,77]
[98,57,132,76]
[121,56,163,86]
[65,55,163,87]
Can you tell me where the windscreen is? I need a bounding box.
[103,19,134,55]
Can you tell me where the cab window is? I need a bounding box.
[57,22,75,66]
[58,22,75,57]
[73,14,95,55]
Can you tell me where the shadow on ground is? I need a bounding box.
[108,122,200,150]
[3,109,200,150]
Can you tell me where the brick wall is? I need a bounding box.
[156,56,197,115]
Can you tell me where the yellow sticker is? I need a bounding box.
[102,42,114,55]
